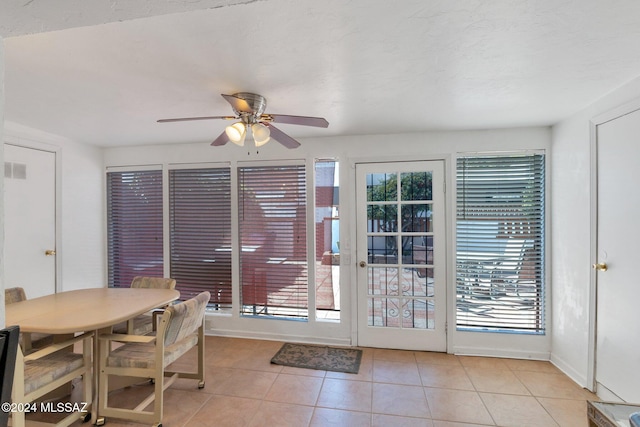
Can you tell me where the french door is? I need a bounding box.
[356,161,446,351]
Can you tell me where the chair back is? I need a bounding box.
[163,292,210,347]
[5,287,27,304]
[0,325,20,427]
[130,276,177,290]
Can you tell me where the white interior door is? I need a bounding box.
[4,144,57,299]
[594,107,640,402]
[356,161,446,351]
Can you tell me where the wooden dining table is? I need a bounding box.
[5,287,180,425]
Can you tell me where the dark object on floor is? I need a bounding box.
[0,325,20,427]
[271,343,362,374]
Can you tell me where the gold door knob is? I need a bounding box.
[45,249,56,256]
[359,261,367,268]
[592,262,608,271]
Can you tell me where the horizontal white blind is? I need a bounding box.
[169,168,232,307]
[238,164,308,319]
[456,154,545,333]
[107,170,164,288]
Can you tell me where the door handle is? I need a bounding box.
[45,249,56,256]
[592,262,608,272]
[359,261,367,268]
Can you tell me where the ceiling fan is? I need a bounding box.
[157,92,329,149]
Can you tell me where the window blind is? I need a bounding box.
[456,154,545,333]
[169,168,232,307]
[238,164,308,319]
[107,170,163,288]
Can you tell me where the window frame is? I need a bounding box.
[455,151,546,334]
[237,161,309,320]
[106,166,164,289]
[168,166,232,307]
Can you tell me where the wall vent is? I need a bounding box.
[4,162,27,180]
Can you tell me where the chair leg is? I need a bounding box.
[153,368,164,426]
[11,347,26,427]
[197,324,205,388]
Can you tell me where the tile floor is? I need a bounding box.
[55,336,597,426]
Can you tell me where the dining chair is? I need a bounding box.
[97,291,209,427]
[4,287,54,353]
[112,277,177,336]
[0,325,20,427]
[11,331,93,427]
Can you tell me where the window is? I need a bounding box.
[238,164,308,319]
[107,169,163,288]
[169,167,232,306]
[315,160,340,320]
[456,153,545,333]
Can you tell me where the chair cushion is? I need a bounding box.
[130,277,176,289]
[29,332,55,348]
[106,334,198,370]
[24,352,84,395]
[112,315,154,336]
[5,287,26,304]
[164,292,209,346]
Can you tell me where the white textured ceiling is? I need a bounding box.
[3,0,640,147]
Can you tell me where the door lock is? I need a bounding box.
[45,249,56,256]
[359,261,367,268]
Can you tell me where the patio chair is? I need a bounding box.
[112,277,177,335]
[97,291,208,426]
[11,331,93,427]
[489,238,530,296]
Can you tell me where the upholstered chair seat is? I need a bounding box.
[112,277,177,336]
[98,291,208,426]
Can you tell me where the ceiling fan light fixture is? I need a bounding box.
[225,122,246,146]
[252,123,271,147]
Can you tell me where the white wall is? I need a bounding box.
[105,126,552,351]
[3,122,105,292]
[550,76,640,388]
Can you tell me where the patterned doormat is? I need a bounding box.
[270,343,363,374]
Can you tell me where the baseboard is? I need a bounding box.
[549,353,590,390]
[452,345,550,361]
[204,328,352,347]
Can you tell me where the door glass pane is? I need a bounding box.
[368,267,399,295]
[401,300,434,329]
[401,172,433,201]
[401,203,432,232]
[368,204,398,232]
[368,173,397,202]
[399,271,430,297]
[368,298,402,327]
[367,234,398,264]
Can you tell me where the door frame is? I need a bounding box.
[350,155,451,351]
[3,132,62,294]
[588,96,640,392]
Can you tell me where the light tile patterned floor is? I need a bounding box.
[50,336,597,426]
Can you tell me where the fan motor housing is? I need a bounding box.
[233,92,267,118]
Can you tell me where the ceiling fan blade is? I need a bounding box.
[158,115,235,123]
[222,94,254,114]
[266,124,301,149]
[211,131,230,146]
[266,114,329,128]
